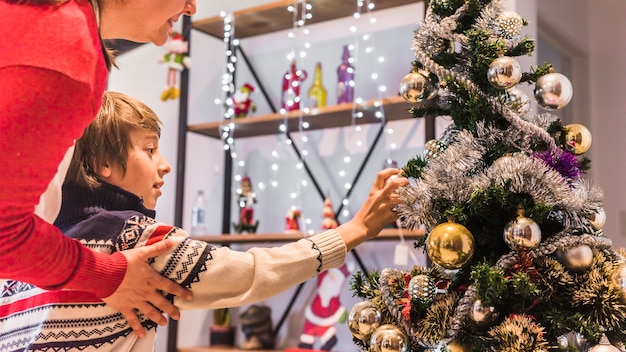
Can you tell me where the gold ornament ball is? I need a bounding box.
[556,245,594,273]
[369,324,409,352]
[614,264,626,303]
[487,56,522,89]
[565,123,592,155]
[348,301,382,340]
[447,341,471,352]
[426,222,475,269]
[503,214,542,251]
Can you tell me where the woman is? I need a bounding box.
[0,0,196,337]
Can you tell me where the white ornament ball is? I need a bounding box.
[590,208,607,230]
[348,301,382,340]
[497,11,524,39]
[370,324,409,352]
[534,72,573,110]
[487,56,522,89]
[589,334,621,352]
[556,245,594,273]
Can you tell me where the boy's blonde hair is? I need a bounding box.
[67,91,162,190]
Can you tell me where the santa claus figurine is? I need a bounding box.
[285,208,301,234]
[298,264,351,351]
[232,83,257,118]
[159,31,191,101]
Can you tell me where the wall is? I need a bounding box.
[107,0,626,351]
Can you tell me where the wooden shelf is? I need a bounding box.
[188,95,415,139]
[189,227,425,244]
[178,348,280,352]
[192,0,420,39]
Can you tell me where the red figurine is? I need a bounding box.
[232,176,259,233]
[281,60,308,111]
[285,208,302,234]
[232,83,257,118]
[320,197,338,230]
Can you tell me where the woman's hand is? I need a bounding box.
[102,239,193,337]
[337,168,409,251]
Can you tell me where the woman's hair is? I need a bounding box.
[67,91,162,190]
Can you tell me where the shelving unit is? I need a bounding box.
[171,1,429,351]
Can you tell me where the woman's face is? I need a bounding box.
[100,0,196,45]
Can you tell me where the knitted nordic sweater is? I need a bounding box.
[0,0,127,297]
[0,182,347,351]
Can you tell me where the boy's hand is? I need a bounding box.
[102,239,193,337]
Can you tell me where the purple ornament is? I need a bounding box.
[534,149,582,180]
[337,45,354,104]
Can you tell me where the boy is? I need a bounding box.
[0,91,407,351]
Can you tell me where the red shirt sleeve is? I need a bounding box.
[0,66,127,298]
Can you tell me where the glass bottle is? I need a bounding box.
[337,45,355,104]
[191,190,207,235]
[308,62,327,108]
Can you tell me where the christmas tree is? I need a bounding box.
[349,1,626,351]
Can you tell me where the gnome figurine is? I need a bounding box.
[232,83,257,118]
[159,31,191,101]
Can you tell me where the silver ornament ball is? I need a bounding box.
[469,299,500,328]
[505,87,531,116]
[370,324,409,352]
[408,274,437,305]
[534,72,573,110]
[348,301,382,340]
[503,214,542,251]
[589,334,621,352]
[556,245,594,273]
[399,69,437,104]
[424,139,446,160]
[487,56,522,89]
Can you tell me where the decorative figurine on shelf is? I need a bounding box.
[233,176,259,234]
[298,263,351,351]
[158,31,191,101]
[239,305,275,350]
[336,44,354,104]
[281,60,308,111]
[284,207,302,234]
[210,308,234,347]
[233,83,257,118]
[307,62,327,108]
[320,197,338,230]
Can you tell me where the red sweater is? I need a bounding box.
[0,0,126,297]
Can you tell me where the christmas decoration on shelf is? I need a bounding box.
[320,197,338,230]
[239,305,275,350]
[337,44,355,104]
[349,1,626,351]
[299,264,351,351]
[285,207,302,234]
[233,83,257,118]
[158,31,191,101]
[308,62,328,108]
[281,60,308,112]
[233,176,258,234]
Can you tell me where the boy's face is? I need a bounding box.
[99,128,170,210]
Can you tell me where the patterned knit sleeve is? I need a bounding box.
[129,220,347,310]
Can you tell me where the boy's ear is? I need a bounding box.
[94,160,113,178]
